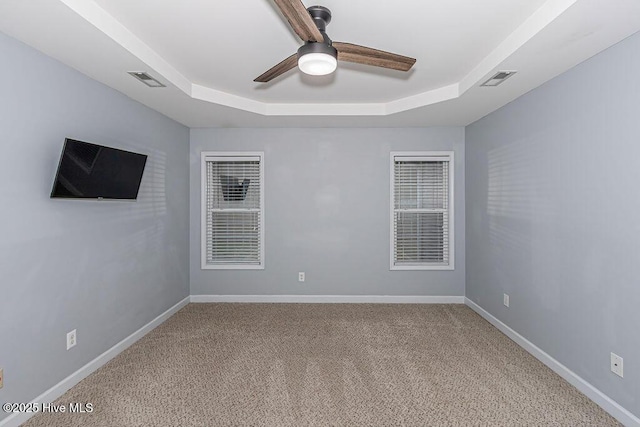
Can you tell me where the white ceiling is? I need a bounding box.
[1,0,639,127]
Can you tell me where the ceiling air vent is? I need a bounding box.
[128,71,165,88]
[481,71,516,87]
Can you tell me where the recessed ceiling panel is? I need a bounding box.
[92,0,546,103]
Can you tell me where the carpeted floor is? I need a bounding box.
[24,303,619,426]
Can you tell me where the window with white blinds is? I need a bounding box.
[390,152,454,270]
[201,152,264,269]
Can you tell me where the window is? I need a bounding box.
[390,152,454,270]
[201,152,264,269]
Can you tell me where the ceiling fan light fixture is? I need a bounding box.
[298,52,337,75]
[297,42,338,76]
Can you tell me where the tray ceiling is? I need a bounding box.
[1,0,639,127]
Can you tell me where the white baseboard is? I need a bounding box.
[465,298,640,427]
[190,294,465,304]
[0,296,190,427]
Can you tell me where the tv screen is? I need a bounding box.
[50,138,147,200]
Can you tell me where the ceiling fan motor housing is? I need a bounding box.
[298,40,337,59]
[299,5,335,54]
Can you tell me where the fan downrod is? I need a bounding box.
[307,5,332,32]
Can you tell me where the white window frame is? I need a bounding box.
[201,151,265,270]
[390,151,455,271]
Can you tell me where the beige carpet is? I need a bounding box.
[24,303,619,426]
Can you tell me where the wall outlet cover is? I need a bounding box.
[611,352,623,377]
[67,329,77,350]
[298,272,305,282]
[503,293,510,307]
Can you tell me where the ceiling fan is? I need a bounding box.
[255,0,416,82]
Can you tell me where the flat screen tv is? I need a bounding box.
[50,138,147,200]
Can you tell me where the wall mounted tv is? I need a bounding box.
[50,138,147,200]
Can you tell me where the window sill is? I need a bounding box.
[390,264,455,271]
[201,264,265,270]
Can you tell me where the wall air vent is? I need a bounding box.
[481,71,516,87]
[128,71,166,88]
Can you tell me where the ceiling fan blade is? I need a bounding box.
[333,42,416,72]
[273,0,324,43]
[254,53,298,83]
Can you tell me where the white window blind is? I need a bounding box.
[391,152,454,270]
[201,153,264,269]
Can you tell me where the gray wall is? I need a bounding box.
[0,32,189,421]
[466,33,640,417]
[190,128,465,296]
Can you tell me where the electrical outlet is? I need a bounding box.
[298,272,305,282]
[67,329,77,350]
[0,368,4,389]
[611,352,623,377]
[503,293,510,307]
